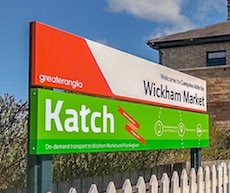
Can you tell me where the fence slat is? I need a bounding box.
[88,184,98,193]
[68,187,77,193]
[228,163,230,193]
[197,167,204,193]
[122,179,132,193]
[181,169,188,193]
[106,182,116,193]
[171,171,179,193]
[221,162,227,193]
[189,168,196,193]
[217,165,223,193]
[149,175,158,193]
[160,173,169,193]
[204,166,210,193]
[136,177,146,193]
[211,165,217,193]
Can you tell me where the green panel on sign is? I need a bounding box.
[29,88,209,155]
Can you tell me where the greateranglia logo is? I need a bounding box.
[39,74,83,89]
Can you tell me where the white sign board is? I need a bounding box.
[32,22,207,112]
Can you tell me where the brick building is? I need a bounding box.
[147,3,230,130]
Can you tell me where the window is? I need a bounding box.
[207,51,226,66]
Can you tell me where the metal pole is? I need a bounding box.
[39,155,53,193]
[27,155,53,193]
[27,21,53,193]
[27,155,39,193]
[190,148,201,171]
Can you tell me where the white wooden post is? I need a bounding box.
[189,168,197,193]
[217,165,223,193]
[197,167,204,193]
[221,162,227,193]
[136,177,146,193]
[106,182,116,193]
[211,165,217,193]
[204,166,210,193]
[171,171,179,193]
[122,179,132,193]
[181,169,188,193]
[160,173,169,193]
[88,184,99,193]
[68,187,77,193]
[149,175,158,193]
[228,162,230,193]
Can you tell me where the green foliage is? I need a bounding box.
[53,150,166,181]
[202,120,230,160]
[0,94,28,188]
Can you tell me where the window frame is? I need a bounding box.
[206,50,226,66]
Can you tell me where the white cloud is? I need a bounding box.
[147,0,226,39]
[106,0,226,40]
[195,0,226,20]
[148,23,194,40]
[106,0,190,25]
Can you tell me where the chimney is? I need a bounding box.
[228,0,230,20]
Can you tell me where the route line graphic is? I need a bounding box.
[155,108,207,147]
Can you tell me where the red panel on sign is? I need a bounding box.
[31,21,113,96]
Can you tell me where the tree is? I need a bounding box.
[202,120,230,160]
[0,94,28,188]
[53,150,166,181]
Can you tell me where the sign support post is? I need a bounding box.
[190,148,201,171]
[27,155,52,193]
[28,22,53,193]
[39,155,53,193]
[27,155,39,193]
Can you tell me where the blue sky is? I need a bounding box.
[0,0,227,100]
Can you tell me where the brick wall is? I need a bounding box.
[180,66,230,130]
[160,42,230,69]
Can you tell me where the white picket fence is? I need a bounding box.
[48,162,230,193]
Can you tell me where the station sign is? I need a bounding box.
[30,88,209,155]
[31,22,207,112]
